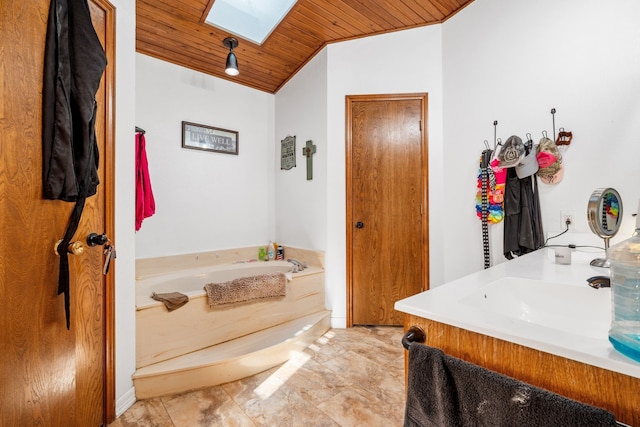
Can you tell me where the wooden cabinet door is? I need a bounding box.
[347,94,429,326]
[404,315,640,426]
[0,1,115,425]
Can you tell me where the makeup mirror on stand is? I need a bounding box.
[587,188,623,267]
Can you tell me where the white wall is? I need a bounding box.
[135,55,275,259]
[110,0,137,416]
[441,0,640,282]
[274,51,328,250]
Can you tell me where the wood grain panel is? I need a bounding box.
[137,0,475,93]
[294,4,353,40]
[347,94,428,326]
[1,0,115,424]
[1,2,76,424]
[99,0,118,418]
[304,2,382,34]
[140,0,203,22]
[401,1,441,21]
[404,315,640,426]
[158,0,209,19]
[342,1,405,29]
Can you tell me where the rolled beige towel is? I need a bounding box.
[204,272,287,307]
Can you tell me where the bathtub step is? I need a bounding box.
[132,310,331,399]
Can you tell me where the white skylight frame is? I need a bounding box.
[205,0,298,45]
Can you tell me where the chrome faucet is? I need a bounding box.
[287,259,306,272]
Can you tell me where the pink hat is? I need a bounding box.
[536,137,563,185]
[536,151,557,168]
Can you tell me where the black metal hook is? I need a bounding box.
[524,133,533,153]
[402,326,426,350]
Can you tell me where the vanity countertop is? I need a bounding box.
[394,247,640,379]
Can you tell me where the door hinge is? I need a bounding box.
[419,120,422,131]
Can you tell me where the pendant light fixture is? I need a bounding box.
[223,37,239,76]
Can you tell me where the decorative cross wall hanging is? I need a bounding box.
[302,140,316,180]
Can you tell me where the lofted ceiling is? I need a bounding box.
[136,0,474,94]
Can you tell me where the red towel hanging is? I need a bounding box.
[136,131,155,231]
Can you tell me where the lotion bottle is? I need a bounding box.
[267,241,275,261]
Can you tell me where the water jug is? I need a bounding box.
[608,233,640,362]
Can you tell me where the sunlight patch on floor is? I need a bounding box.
[254,329,334,399]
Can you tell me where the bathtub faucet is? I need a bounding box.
[287,259,307,273]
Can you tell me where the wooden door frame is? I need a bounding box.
[345,93,430,328]
[93,0,117,422]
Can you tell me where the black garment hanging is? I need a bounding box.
[42,0,107,329]
[503,168,544,259]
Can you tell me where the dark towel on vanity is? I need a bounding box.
[404,343,617,427]
[151,291,189,311]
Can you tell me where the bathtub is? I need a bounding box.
[135,257,326,369]
[136,261,294,310]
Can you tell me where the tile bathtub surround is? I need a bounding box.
[110,327,406,427]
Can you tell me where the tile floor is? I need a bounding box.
[110,326,407,427]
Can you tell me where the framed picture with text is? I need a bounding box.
[281,135,296,170]
[182,121,238,155]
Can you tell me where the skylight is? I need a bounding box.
[205,0,297,45]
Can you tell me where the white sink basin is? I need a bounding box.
[395,249,640,379]
[459,277,611,339]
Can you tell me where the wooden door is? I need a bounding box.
[0,1,115,425]
[346,94,428,326]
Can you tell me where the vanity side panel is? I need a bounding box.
[404,315,639,426]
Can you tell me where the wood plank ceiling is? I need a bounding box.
[137,0,474,94]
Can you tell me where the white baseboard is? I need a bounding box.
[115,386,136,418]
[330,316,346,328]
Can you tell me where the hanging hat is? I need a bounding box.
[536,137,563,184]
[539,163,564,184]
[498,135,525,168]
[515,150,539,178]
[535,151,557,168]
